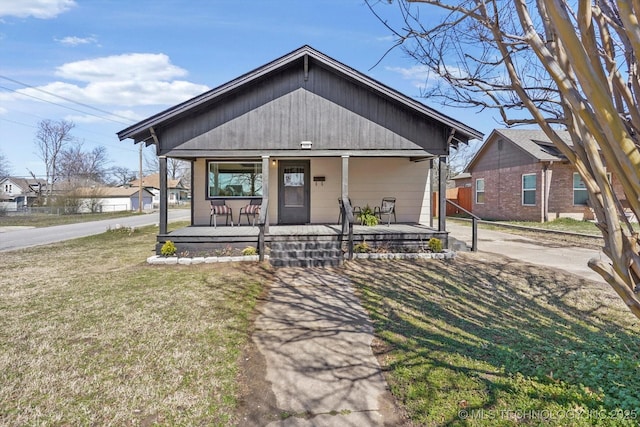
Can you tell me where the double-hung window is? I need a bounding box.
[475,178,485,204]
[522,174,536,206]
[208,161,262,198]
[573,173,588,206]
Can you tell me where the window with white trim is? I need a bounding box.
[522,174,536,206]
[475,178,485,204]
[573,172,610,205]
[207,161,262,198]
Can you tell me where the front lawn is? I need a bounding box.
[0,225,272,425]
[346,256,640,426]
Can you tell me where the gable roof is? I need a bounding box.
[0,177,46,193]
[465,128,572,172]
[129,173,185,190]
[117,45,482,150]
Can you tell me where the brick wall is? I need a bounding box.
[472,163,545,221]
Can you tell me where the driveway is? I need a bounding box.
[0,210,190,252]
[446,221,606,283]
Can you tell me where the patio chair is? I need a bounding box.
[239,199,261,226]
[338,197,362,224]
[374,197,396,226]
[210,200,233,227]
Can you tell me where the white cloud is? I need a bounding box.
[0,106,7,115]
[55,35,97,46]
[0,53,210,108]
[387,64,468,90]
[55,53,189,82]
[0,0,76,19]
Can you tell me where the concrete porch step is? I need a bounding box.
[269,239,344,268]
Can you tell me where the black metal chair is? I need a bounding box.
[338,197,362,224]
[239,199,261,226]
[374,197,396,226]
[210,200,233,227]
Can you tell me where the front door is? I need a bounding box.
[278,160,310,224]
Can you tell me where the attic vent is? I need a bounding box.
[497,139,503,151]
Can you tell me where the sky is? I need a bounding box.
[0,0,494,180]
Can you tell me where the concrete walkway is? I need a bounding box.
[250,268,402,427]
[446,221,606,283]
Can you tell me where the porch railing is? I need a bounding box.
[340,196,355,260]
[258,197,269,261]
[445,199,479,252]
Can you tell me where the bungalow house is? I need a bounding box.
[128,173,189,207]
[466,128,629,222]
[117,45,482,263]
[73,187,154,213]
[0,177,45,211]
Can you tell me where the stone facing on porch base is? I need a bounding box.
[146,250,455,265]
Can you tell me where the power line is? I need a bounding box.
[0,116,139,154]
[0,79,137,126]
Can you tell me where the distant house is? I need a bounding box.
[466,129,628,222]
[74,187,154,212]
[0,177,45,211]
[128,173,188,207]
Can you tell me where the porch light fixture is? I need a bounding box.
[272,159,276,166]
[300,140,313,149]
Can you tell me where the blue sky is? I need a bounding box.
[0,0,491,179]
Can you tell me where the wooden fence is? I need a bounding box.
[433,187,473,216]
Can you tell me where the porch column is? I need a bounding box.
[262,155,269,233]
[438,156,446,232]
[429,159,434,228]
[159,156,168,235]
[341,155,349,199]
[342,155,349,234]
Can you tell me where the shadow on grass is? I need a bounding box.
[345,255,640,426]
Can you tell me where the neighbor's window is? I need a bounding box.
[208,161,262,198]
[573,173,588,206]
[573,172,611,206]
[475,178,485,204]
[522,174,537,206]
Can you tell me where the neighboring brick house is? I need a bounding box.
[466,128,627,222]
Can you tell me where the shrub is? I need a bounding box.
[427,238,443,253]
[160,240,177,257]
[354,241,371,253]
[242,246,257,256]
[358,206,379,226]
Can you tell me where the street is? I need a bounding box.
[0,210,190,252]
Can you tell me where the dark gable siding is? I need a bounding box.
[157,58,449,155]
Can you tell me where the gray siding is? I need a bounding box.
[157,61,449,156]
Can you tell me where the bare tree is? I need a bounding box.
[58,143,110,184]
[144,152,189,180]
[369,0,640,318]
[109,166,137,186]
[34,119,75,200]
[0,150,10,179]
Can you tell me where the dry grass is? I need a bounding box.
[0,226,273,426]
